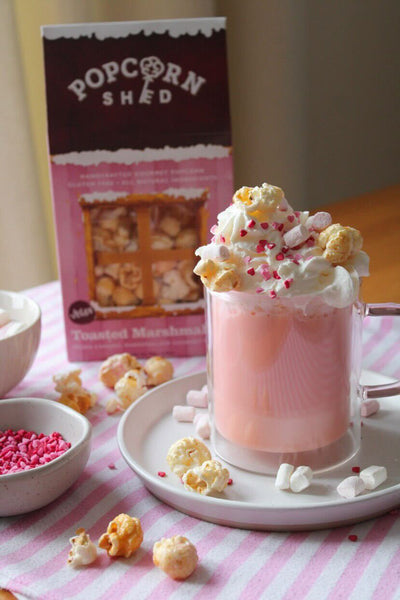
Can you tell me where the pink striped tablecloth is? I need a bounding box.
[1,281,400,600]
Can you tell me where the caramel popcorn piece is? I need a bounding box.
[182,459,230,495]
[166,437,212,478]
[114,369,147,410]
[233,183,284,216]
[144,356,173,386]
[95,276,115,306]
[53,369,97,415]
[153,535,198,580]
[98,514,143,558]
[67,528,97,568]
[193,259,240,292]
[99,353,141,388]
[318,223,363,265]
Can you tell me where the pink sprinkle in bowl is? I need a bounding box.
[0,290,41,397]
[0,397,91,516]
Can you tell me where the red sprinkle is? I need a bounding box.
[348,534,358,542]
[266,242,276,250]
[247,268,255,276]
[0,428,71,476]
[220,236,226,243]
[269,290,277,299]
[284,279,292,289]
[272,222,284,231]
[158,471,166,478]
[256,244,265,253]
[272,270,281,280]
[352,466,361,473]
[294,211,301,217]
[275,253,285,261]
[287,215,295,223]
[108,463,117,470]
[260,222,269,230]
[228,478,233,485]
[256,288,264,294]
[248,219,256,229]
[240,229,248,237]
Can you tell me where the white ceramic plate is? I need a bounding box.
[118,371,400,531]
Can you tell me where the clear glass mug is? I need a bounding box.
[206,289,400,474]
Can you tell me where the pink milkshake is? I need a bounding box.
[194,183,369,472]
[210,292,357,453]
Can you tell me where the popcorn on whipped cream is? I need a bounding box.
[194,183,369,308]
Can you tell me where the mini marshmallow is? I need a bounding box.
[290,466,313,493]
[306,212,332,232]
[195,244,230,261]
[172,405,196,422]
[360,465,387,490]
[283,224,309,248]
[361,399,380,418]
[337,475,366,499]
[186,389,208,408]
[0,309,11,327]
[275,463,294,490]
[194,414,211,439]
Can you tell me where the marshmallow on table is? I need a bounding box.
[305,212,332,232]
[186,388,208,408]
[361,399,380,418]
[0,309,11,327]
[337,476,366,499]
[283,225,309,248]
[172,405,196,422]
[275,463,294,490]
[360,466,387,490]
[289,466,313,493]
[193,413,211,439]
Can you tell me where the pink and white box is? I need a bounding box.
[42,18,233,360]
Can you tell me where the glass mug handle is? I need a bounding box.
[362,303,400,400]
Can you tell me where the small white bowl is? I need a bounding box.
[0,290,41,397]
[0,397,91,516]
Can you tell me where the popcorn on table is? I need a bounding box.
[98,513,143,558]
[114,368,147,410]
[99,353,141,388]
[153,535,198,580]
[182,459,230,495]
[166,437,211,478]
[53,369,97,415]
[67,528,97,568]
[144,356,174,386]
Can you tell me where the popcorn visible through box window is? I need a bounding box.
[98,513,143,558]
[182,459,230,495]
[153,535,198,580]
[53,369,97,414]
[166,437,211,478]
[67,528,97,568]
[99,353,142,388]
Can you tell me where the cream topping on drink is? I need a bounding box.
[194,183,369,308]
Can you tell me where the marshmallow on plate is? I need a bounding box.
[337,476,366,499]
[193,413,210,439]
[360,465,387,490]
[290,466,313,493]
[172,405,196,422]
[186,388,208,408]
[275,463,294,490]
[360,399,380,418]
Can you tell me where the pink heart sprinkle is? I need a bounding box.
[287,215,295,223]
[260,222,269,229]
[256,288,264,294]
[269,290,277,298]
[240,229,248,237]
[266,242,276,250]
[247,267,255,276]
[275,253,284,261]
[248,219,256,229]
[273,270,281,279]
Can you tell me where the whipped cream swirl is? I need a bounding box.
[194,183,369,308]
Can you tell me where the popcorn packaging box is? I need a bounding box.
[42,18,233,360]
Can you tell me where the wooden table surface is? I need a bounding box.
[0,184,399,600]
[319,184,400,304]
